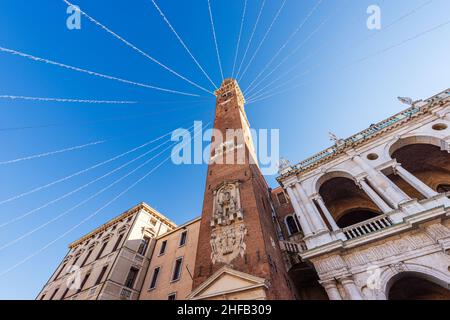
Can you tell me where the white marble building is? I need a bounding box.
[278,88,450,300]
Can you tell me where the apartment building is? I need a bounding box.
[37,203,176,300]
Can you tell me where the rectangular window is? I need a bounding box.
[54,263,66,280]
[171,257,183,282]
[81,250,93,267]
[61,287,70,300]
[96,242,108,260]
[179,231,187,247]
[277,192,287,205]
[72,256,80,267]
[49,288,59,300]
[149,267,160,290]
[168,293,177,300]
[95,265,108,286]
[124,267,139,289]
[113,233,124,252]
[159,240,167,255]
[77,273,90,293]
[137,236,150,255]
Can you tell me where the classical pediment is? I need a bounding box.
[187,266,268,300]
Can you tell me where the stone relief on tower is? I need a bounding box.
[210,182,247,265]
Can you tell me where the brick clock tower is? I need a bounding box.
[191,79,295,300]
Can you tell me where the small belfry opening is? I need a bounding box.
[214,78,246,105]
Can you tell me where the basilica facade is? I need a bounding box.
[37,81,450,300]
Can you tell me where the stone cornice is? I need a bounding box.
[154,216,201,240]
[68,202,177,249]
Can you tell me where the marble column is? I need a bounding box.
[294,182,328,233]
[352,155,410,207]
[314,196,340,232]
[286,186,313,236]
[340,277,363,300]
[358,179,392,213]
[321,280,342,300]
[394,164,439,198]
[291,186,317,232]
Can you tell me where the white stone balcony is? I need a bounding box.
[342,214,394,240]
[279,240,307,254]
[299,196,450,261]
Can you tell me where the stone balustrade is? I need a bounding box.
[343,214,394,240]
[279,240,307,254]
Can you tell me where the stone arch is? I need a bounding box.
[314,170,356,194]
[284,214,301,236]
[385,135,450,199]
[317,171,383,228]
[386,134,444,159]
[380,263,450,300]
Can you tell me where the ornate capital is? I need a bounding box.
[338,275,356,285]
[320,279,338,289]
[310,193,322,201]
[287,183,296,189]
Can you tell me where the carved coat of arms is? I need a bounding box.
[210,182,247,265]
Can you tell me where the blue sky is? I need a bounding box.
[0,0,449,299]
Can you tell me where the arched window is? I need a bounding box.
[286,216,299,235]
[437,184,450,193]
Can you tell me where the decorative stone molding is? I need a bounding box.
[210,182,247,265]
[314,255,347,275]
[424,223,450,242]
[118,225,129,234]
[211,182,243,227]
[390,262,407,273]
[102,233,113,242]
[210,223,248,265]
[88,241,99,250]
[343,232,434,268]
